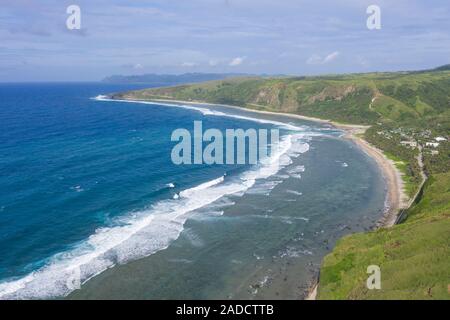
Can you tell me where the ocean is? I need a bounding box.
[0,82,386,299]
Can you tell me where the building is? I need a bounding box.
[431,150,439,156]
[425,142,440,148]
[400,140,417,148]
[435,136,447,142]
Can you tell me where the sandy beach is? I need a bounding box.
[304,131,408,300]
[344,133,408,227]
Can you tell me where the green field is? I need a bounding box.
[114,66,450,300]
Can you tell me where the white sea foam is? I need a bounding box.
[70,185,84,193]
[167,258,193,264]
[0,174,236,299]
[274,174,290,179]
[286,164,306,179]
[286,190,303,196]
[179,176,224,198]
[335,160,349,168]
[278,246,313,258]
[93,96,317,132]
[250,275,271,295]
[251,214,309,223]
[182,229,205,248]
[245,180,282,195]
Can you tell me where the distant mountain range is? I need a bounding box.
[102,73,253,84]
[103,66,450,85]
[430,64,450,71]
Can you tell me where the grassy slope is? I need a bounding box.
[114,71,450,125]
[115,69,450,299]
[317,173,450,299]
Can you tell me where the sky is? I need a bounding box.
[0,0,449,81]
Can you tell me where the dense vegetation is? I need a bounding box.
[364,125,422,196]
[114,67,450,299]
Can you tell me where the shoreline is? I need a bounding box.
[344,133,408,227]
[133,97,338,125]
[304,132,408,299]
[111,96,408,300]
[139,98,407,227]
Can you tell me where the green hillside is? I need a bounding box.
[317,172,450,299]
[113,70,450,125]
[113,68,450,300]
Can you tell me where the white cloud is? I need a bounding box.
[356,55,370,67]
[306,54,322,65]
[229,56,246,66]
[306,51,340,65]
[181,62,198,67]
[208,59,219,66]
[121,63,144,69]
[323,51,339,63]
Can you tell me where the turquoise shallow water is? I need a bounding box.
[0,83,386,299]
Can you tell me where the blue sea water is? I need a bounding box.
[0,82,291,296]
[0,83,385,299]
